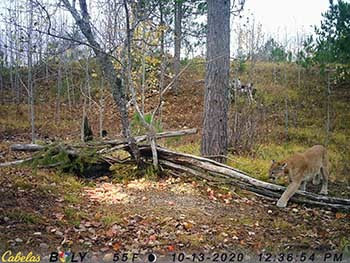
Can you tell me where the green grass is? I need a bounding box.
[64,193,81,204]
[4,209,43,224]
[101,211,123,226]
[63,207,86,227]
[170,143,200,155]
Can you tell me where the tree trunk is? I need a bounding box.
[55,55,62,124]
[27,0,35,143]
[173,0,183,94]
[325,70,331,145]
[61,0,141,164]
[201,0,230,162]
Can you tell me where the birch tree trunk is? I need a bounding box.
[201,0,230,162]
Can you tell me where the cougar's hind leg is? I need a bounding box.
[320,167,329,195]
[277,181,301,208]
[312,173,321,185]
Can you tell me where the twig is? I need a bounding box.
[0,158,33,167]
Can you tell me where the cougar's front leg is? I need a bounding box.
[277,181,301,208]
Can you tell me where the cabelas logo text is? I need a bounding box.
[1,250,40,262]
[49,251,87,263]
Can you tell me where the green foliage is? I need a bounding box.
[29,144,100,175]
[110,163,139,182]
[258,38,288,62]
[314,0,350,83]
[340,237,350,256]
[298,1,350,83]
[237,58,247,73]
[131,112,162,136]
[296,36,316,69]
[315,0,350,64]
[64,207,85,227]
[101,212,123,226]
[4,209,43,224]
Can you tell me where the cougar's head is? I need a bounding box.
[269,160,287,181]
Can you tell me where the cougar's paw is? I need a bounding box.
[320,190,328,195]
[276,199,287,208]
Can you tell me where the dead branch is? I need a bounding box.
[4,128,350,211]
[0,158,33,167]
[138,146,350,211]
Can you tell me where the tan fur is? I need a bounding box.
[269,145,329,208]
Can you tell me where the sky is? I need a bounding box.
[241,0,331,37]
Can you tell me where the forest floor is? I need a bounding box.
[1,151,350,262]
[1,62,350,262]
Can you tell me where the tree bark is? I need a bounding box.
[201,0,230,162]
[61,0,141,164]
[27,0,35,143]
[174,0,183,94]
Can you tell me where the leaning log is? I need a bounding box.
[98,128,197,152]
[4,130,350,211]
[138,146,350,211]
[158,158,349,210]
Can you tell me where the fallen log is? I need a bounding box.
[139,146,350,211]
[160,158,349,210]
[98,128,197,153]
[10,143,45,152]
[4,132,350,211]
[5,129,198,178]
[9,128,198,154]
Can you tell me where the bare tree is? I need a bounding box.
[173,0,183,94]
[27,0,35,143]
[61,0,141,164]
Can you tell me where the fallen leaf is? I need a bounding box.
[106,228,116,238]
[54,213,64,220]
[167,245,175,252]
[100,247,109,252]
[336,212,347,219]
[112,242,121,251]
[183,222,193,231]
